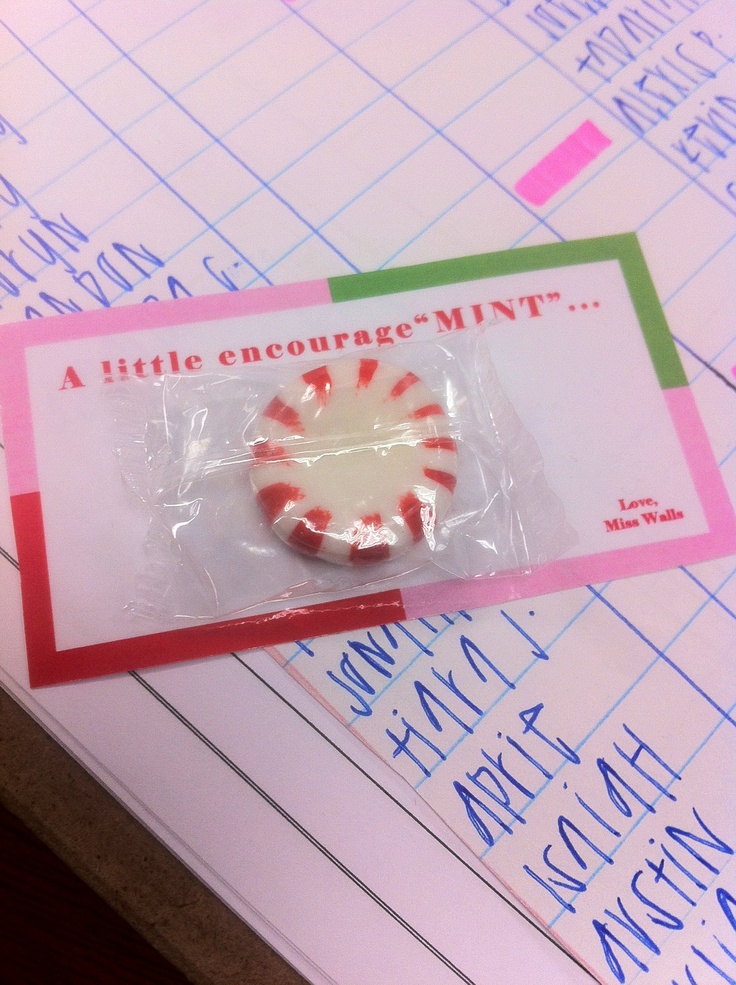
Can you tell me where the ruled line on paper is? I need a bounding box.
[280,559,735,980]
[282,3,567,243]
[413,562,736,805]
[63,0,559,278]
[472,0,736,221]
[0,544,19,570]
[680,565,736,623]
[588,586,735,728]
[1,0,728,398]
[675,336,736,394]
[129,667,483,985]
[66,0,362,273]
[233,653,595,977]
[546,698,736,929]
[4,2,537,303]
[720,445,736,468]
[0,21,273,286]
[2,0,731,414]
[470,566,736,859]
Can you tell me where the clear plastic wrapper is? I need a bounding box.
[113,326,576,623]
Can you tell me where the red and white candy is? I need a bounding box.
[250,357,457,565]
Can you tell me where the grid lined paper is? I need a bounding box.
[0,2,734,984]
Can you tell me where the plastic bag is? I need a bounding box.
[113,326,575,623]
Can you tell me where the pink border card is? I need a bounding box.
[1,234,734,686]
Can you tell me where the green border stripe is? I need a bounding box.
[327,233,687,390]
[615,235,687,390]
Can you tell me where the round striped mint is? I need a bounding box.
[249,357,457,565]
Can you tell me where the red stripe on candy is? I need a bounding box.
[264,396,303,433]
[257,482,304,522]
[398,492,424,542]
[422,436,456,452]
[302,365,332,406]
[411,403,444,420]
[424,467,457,493]
[390,371,420,399]
[357,358,379,388]
[350,513,391,563]
[351,542,391,563]
[289,506,332,555]
[252,439,289,463]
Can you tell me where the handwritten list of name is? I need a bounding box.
[281,583,735,983]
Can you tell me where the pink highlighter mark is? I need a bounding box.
[515,120,612,207]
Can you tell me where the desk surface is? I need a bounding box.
[0,799,191,984]
[0,687,306,985]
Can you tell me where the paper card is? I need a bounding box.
[1,233,734,687]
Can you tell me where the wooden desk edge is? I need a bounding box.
[0,686,307,985]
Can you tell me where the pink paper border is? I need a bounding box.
[3,275,735,685]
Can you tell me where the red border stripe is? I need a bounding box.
[14,491,406,687]
[11,492,57,685]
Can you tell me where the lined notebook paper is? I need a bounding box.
[0,2,734,983]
